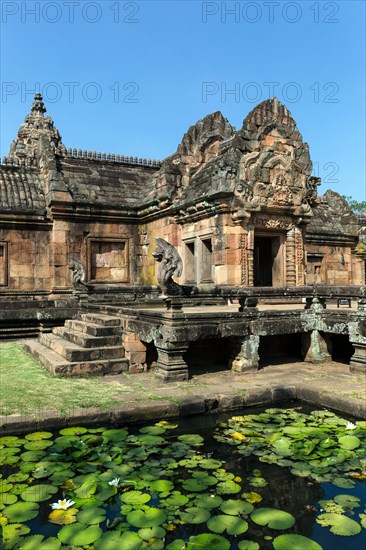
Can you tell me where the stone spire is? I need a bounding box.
[8,93,66,163]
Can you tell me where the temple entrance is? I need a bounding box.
[254,235,283,286]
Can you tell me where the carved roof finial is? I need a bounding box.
[31,93,46,117]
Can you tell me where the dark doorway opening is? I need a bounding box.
[330,334,354,364]
[254,236,281,287]
[184,338,231,374]
[144,341,158,369]
[259,333,303,366]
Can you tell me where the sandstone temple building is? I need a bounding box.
[0,94,363,296]
[1,94,365,379]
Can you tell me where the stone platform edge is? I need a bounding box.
[1,383,365,434]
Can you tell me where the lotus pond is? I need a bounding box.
[0,405,365,550]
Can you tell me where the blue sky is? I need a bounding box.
[1,0,365,200]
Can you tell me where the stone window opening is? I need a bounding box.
[184,236,213,284]
[0,242,8,286]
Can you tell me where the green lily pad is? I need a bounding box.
[251,508,295,530]
[248,477,267,487]
[20,484,58,502]
[333,494,361,509]
[7,473,29,483]
[17,535,61,549]
[182,478,210,492]
[273,534,323,549]
[0,493,18,506]
[24,440,53,451]
[0,483,13,493]
[94,531,126,550]
[331,477,356,488]
[120,490,151,506]
[59,427,88,436]
[74,478,98,498]
[207,514,248,535]
[187,533,230,549]
[119,531,144,549]
[58,522,102,545]
[139,426,166,435]
[2,523,31,543]
[180,507,211,524]
[156,421,178,429]
[166,541,186,550]
[238,541,260,550]
[198,458,223,469]
[359,512,366,528]
[3,501,39,522]
[163,492,189,508]
[20,451,46,462]
[0,436,24,446]
[150,479,174,493]
[24,432,53,441]
[338,435,361,450]
[192,494,222,509]
[216,480,241,494]
[178,434,204,446]
[127,506,167,528]
[316,513,361,536]
[138,526,166,540]
[76,506,106,525]
[220,499,253,515]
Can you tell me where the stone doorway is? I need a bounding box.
[254,235,283,286]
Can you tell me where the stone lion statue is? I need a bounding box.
[152,238,183,297]
[69,259,87,289]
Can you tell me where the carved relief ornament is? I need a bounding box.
[255,217,293,230]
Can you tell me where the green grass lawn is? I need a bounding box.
[0,342,134,416]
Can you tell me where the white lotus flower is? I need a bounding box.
[51,499,75,510]
[108,477,120,486]
[346,422,356,430]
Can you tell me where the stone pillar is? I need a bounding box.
[302,330,332,363]
[286,227,296,286]
[295,227,305,285]
[229,335,260,373]
[350,342,366,372]
[247,227,255,287]
[155,341,189,381]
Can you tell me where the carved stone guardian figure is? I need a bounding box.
[69,259,87,290]
[152,238,183,298]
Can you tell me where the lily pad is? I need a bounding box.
[17,535,61,549]
[24,432,53,441]
[216,480,241,494]
[251,508,295,530]
[0,493,18,506]
[24,440,53,451]
[139,425,166,435]
[59,427,88,436]
[273,534,323,549]
[192,494,222,509]
[198,458,223,469]
[57,522,102,545]
[119,531,144,549]
[220,499,253,515]
[238,541,260,550]
[338,435,360,450]
[120,490,151,506]
[138,526,166,540]
[3,501,39,522]
[49,508,78,525]
[242,491,262,503]
[127,506,167,528]
[180,507,211,524]
[20,484,58,502]
[207,514,249,535]
[94,531,126,550]
[178,434,204,446]
[316,513,361,536]
[2,523,31,543]
[150,479,174,493]
[333,494,361,509]
[77,506,106,524]
[187,533,230,549]
[331,477,356,488]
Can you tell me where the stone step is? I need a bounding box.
[23,339,129,376]
[39,333,125,362]
[53,326,121,348]
[78,313,121,327]
[64,319,122,337]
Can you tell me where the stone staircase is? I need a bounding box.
[24,313,129,376]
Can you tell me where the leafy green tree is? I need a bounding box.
[342,196,366,213]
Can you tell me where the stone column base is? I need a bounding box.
[350,342,366,373]
[229,335,259,373]
[155,342,189,381]
[302,330,332,363]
